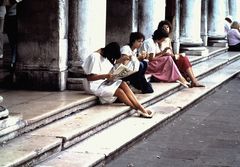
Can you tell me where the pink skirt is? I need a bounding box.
[146,54,182,82]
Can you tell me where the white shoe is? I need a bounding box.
[176,80,190,88]
[137,110,153,118]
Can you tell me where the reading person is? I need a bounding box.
[82,42,153,118]
[120,32,154,94]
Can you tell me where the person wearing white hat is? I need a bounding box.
[224,15,233,35]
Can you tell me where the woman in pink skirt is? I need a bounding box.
[141,29,190,88]
[157,20,205,87]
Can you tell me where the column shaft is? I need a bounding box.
[106,0,136,46]
[180,0,202,45]
[208,0,226,38]
[201,0,208,46]
[138,0,165,39]
[69,0,106,64]
[17,0,68,90]
[229,0,240,21]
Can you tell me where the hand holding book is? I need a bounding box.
[111,63,137,79]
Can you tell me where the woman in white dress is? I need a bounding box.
[82,42,153,118]
[120,32,154,94]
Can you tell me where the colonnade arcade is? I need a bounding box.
[11,0,240,90]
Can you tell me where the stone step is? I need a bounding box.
[0,91,98,143]
[0,114,23,136]
[0,50,239,166]
[37,59,240,167]
[0,52,237,142]
[3,47,231,142]
[193,51,240,79]
[189,46,227,65]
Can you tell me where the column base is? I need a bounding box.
[68,60,85,78]
[208,37,228,47]
[15,70,67,91]
[179,37,203,46]
[67,61,85,91]
[180,46,209,56]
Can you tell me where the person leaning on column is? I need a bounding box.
[0,0,17,59]
[224,16,233,35]
[0,1,7,59]
[3,0,22,70]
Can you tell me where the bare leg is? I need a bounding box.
[186,67,205,87]
[116,82,152,117]
[114,87,136,109]
[177,75,190,88]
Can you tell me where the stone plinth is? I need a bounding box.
[180,46,209,56]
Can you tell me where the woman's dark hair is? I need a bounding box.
[152,29,169,40]
[157,20,172,33]
[102,42,121,64]
[129,32,145,47]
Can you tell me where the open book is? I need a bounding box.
[111,63,137,79]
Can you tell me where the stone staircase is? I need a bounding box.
[0,47,240,167]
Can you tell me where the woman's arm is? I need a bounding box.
[138,51,147,61]
[86,74,113,81]
[148,47,171,60]
[116,54,131,65]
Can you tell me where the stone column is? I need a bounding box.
[201,0,208,46]
[138,0,165,39]
[172,0,180,54]
[180,0,202,45]
[67,0,106,90]
[69,0,106,63]
[229,0,240,21]
[106,0,137,46]
[68,0,106,77]
[208,0,227,43]
[16,0,68,90]
[179,0,208,56]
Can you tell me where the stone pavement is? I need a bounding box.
[105,75,240,167]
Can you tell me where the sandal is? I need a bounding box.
[191,82,205,88]
[137,110,153,118]
[176,80,190,88]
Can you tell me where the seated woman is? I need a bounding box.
[227,21,240,51]
[141,29,190,88]
[120,32,154,94]
[157,20,204,87]
[82,42,153,118]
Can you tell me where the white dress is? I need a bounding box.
[141,38,161,57]
[120,45,140,71]
[82,52,122,104]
